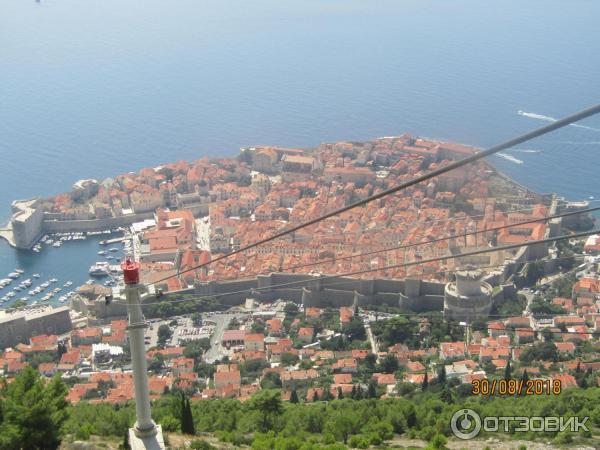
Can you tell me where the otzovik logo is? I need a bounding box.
[450,409,590,440]
[451,409,481,440]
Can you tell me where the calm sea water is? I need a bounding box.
[1,0,599,307]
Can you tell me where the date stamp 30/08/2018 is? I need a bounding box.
[471,379,562,396]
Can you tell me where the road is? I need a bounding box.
[203,312,246,363]
[361,314,380,360]
[195,217,211,251]
[520,289,535,316]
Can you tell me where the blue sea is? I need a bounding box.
[1,0,599,307]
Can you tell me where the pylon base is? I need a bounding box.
[128,424,165,450]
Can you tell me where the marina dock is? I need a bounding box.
[99,236,130,245]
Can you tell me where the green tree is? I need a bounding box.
[157,324,173,347]
[250,390,283,431]
[427,433,448,450]
[183,339,211,359]
[11,299,27,309]
[421,372,429,390]
[367,380,378,399]
[364,353,377,370]
[440,386,453,403]
[260,372,282,389]
[326,410,357,445]
[0,366,68,449]
[180,393,195,435]
[290,389,299,404]
[437,364,446,385]
[342,318,366,341]
[191,313,203,327]
[541,327,554,342]
[280,352,299,366]
[504,360,512,381]
[519,342,558,363]
[148,354,165,373]
[379,354,399,374]
[376,316,416,346]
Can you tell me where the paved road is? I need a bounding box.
[362,316,380,360]
[195,217,211,251]
[203,313,246,363]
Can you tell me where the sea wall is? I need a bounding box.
[42,212,154,233]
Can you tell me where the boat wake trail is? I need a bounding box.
[511,148,540,153]
[518,110,600,131]
[495,153,524,164]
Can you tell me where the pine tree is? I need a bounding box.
[504,360,512,381]
[350,385,357,399]
[438,364,446,385]
[421,372,429,390]
[337,386,344,399]
[356,385,364,400]
[576,361,581,373]
[0,366,68,449]
[440,387,453,403]
[180,394,195,435]
[313,391,319,402]
[367,380,378,398]
[290,389,299,403]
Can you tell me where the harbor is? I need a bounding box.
[0,227,133,310]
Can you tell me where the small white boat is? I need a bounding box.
[33,273,40,278]
[64,281,73,287]
[49,278,58,283]
[89,262,110,276]
[15,269,24,274]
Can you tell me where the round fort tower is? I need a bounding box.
[443,268,493,322]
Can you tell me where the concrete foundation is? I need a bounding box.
[128,425,165,450]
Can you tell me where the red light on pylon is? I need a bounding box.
[121,258,140,285]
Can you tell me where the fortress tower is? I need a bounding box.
[443,268,492,323]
